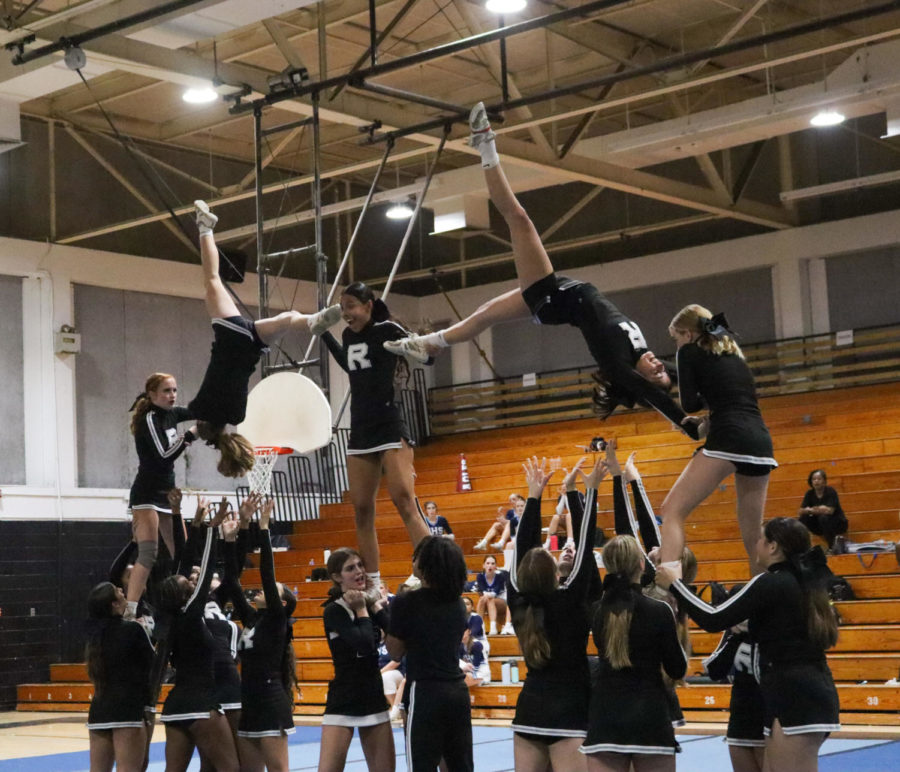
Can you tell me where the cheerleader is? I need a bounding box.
[580,535,687,771]
[384,105,698,440]
[506,456,604,772]
[189,201,340,477]
[658,305,777,578]
[318,547,394,772]
[386,536,473,772]
[157,501,238,772]
[221,499,298,772]
[704,589,765,772]
[317,281,429,586]
[656,517,840,772]
[125,372,195,617]
[85,582,155,772]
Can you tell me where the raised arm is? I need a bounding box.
[258,499,282,614]
[222,514,254,625]
[511,457,555,587]
[320,331,349,372]
[561,457,605,592]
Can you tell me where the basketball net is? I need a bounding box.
[248,446,290,496]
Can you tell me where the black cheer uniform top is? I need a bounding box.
[87,618,155,728]
[188,316,267,427]
[676,342,776,467]
[507,487,600,737]
[322,596,391,717]
[130,405,193,509]
[521,274,697,439]
[322,320,410,451]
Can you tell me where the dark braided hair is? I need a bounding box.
[412,536,468,602]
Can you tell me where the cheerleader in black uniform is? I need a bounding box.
[318,281,429,587]
[658,304,777,578]
[222,498,297,772]
[386,536,472,772]
[384,105,698,441]
[580,535,687,772]
[85,582,155,772]
[704,591,765,772]
[189,201,341,477]
[125,372,195,618]
[506,456,605,772]
[657,517,840,772]
[157,501,238,772]
[318,547,394,772]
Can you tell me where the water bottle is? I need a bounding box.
[511,662,519,684]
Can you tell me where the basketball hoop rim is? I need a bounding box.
[254,445,293,456]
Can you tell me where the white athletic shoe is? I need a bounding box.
[384,334,430,364]
[194,199,218,233]
[500,622,515,635]
[468,101,495,148]
[308,304,341,336]
[490,541,505,550]
[474,540,488,551]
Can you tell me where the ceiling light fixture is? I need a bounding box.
[810,109,845,127]
[182,86,218,105]
[485,0,526,13]
[386,201,414,220]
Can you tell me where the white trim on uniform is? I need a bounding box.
[129,504,173,515]
[405,681,417,770]
[673,573,766,619]
[220,702,242,711]
[767,722,841,736]
[146,411,185,459]
[671,718,686,728]
[511,724,587,738]
[237,726,296,738]
[181,528,213,613]
[212,317,254,339]
[86,721,146,730]
[580,742,676,755]
[347,441,404,455]
[160,711,214,723]
[321,711,390,727]
[726,737,766,747]
[701,448,777,468]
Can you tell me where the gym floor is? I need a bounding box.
[1,714,898,771]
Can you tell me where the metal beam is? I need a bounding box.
[63,126,195,250]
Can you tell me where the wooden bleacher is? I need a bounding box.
[16,383,900,729]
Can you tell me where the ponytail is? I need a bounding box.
[342,282,394,324]
[764,518,839,651]
[599,536,644,670]
[669,305,742,358]
[515,548,557,668]
[130,372,175,434]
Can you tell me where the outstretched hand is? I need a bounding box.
[604,438,621,476]
[238,491,263,526]
[221,512,239,542]
[681,415,710,439]
[193,497,209,528]
[259,497,275,530]
[523,456,555,500]
[562,457,588,492]
[210,497,231,528]
[167,487,183,513]
[582,456,609,490]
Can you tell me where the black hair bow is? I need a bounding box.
[128,392,147,411]
[701,312,734,340]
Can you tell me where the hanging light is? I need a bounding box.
[182,86,218,104]
[386,200,414,220]
[810,109,845,127]
[485,0,526,12]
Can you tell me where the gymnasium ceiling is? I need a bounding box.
[3,0,900,295]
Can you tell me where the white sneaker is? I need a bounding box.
[501,622,515,635]
[194,200,218,233]
[468,102,495,147]
[308,304,341,335]
[491,541,505,549]
[489,624,498,635]
[474,540,488,551]
[384,335,430,364]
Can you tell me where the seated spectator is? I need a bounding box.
[422,500,454,539]
[378,637,405,722]
[462,596,489,655]
[474,555,514,635]
[474,495,525,551]
[459,628,491,687]
[798,469,848,550]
